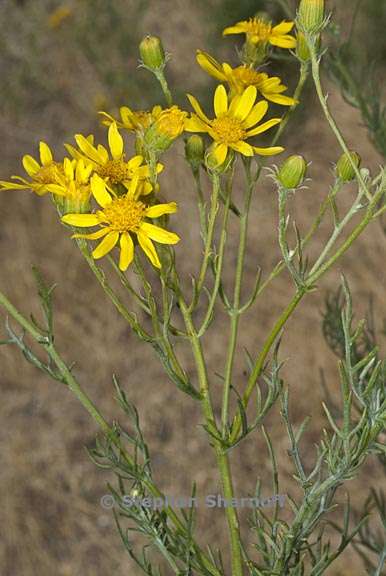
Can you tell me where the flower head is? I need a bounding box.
[62,175,179,270]
[223,18,296,50]
[185,85,283,165]
[144,106,188,154]
[99,105,163,133]
[66,123,162,195]
[0,142,64,196]
[196,51,296,106]
[49,158,93,214]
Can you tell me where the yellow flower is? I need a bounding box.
[66,123,162,195]
[99,105,162,132]
[196,50,297,106]
[223,18,297,49]
[185,85,284,165]
[0,142,63,196]
[144,106,188,153]
[62,175,180,270]
[47,158,93,213]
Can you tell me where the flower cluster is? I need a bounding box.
[0,13,298,270]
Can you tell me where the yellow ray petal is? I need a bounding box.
[91,174,112,207]
[63,157,74,180]
[119,232,134,271]
[246,118,281,137]
[71,228,110,240]
[196,50,226,81]
[272,21,294,35]
[22,155,40,176]
[108,122,124,160]
[64,143,83,161]
[269,35,297,49]
[146,202,178,218]
[252,146,284,156]
[96,144,109,164]
[214,85,228,117]
[140,222,180,245]
[230,141,254,156]
[0,180,28,191]
[187,94,210,123]
[223,25,244,36]
[45,184,66,195]
[75,134,103,164]
[184,116,209,133]
[127,155,144,170]
[231,86,257,121]
[39,142,53,166]
[265,93,296,106]
[92,231,119,259]
[137,231,161,268]
[62,213,100,227]
[243,101,268,129]
[212,143,228,166]
[98,110,115,126]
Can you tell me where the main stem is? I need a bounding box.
[179,297,244,576]
[221,161,255,434]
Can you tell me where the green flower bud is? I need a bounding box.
[277,155,307,189]
[336,151,361,182]
[139,35,165,70]
[185,135,205,169]
[296,31,311,61]
[298,0,325,32]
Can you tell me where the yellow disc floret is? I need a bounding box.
[211,116,246,145]
[100,196,147,233]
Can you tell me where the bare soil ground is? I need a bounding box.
[0,1,384,575]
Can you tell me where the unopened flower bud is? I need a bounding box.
[298,0,325,32]
[336,151,361,182]
[139,35,165,70]
[296,31,311,61]
[278,155,307,189]
[185,135,205,169]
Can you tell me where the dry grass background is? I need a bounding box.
[0,1,384,575]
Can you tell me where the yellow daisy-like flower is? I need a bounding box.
[99,105,163,132]
[196,51,296,106]
[0,142,63,196]
[66,123,162,195]
[223,18,297,49]
[185,85,283,165]
[62,174,180,271]
[46,158,93,213]
[144,106,188,154]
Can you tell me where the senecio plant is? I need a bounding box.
[0,0,385,574]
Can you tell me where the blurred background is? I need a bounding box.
[0,0,385,574]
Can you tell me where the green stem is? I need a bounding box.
[155,69,173,106]
[271,62,309,147]
[308,188,364,276]
[76,239,152,341]
[221,160,255,434]
[255,180,343,298]
[198,180,232,337]
[308,38,372,201]
[190,173,221,310]
[179,297,244,576]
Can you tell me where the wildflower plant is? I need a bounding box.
[0,1,385,575]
